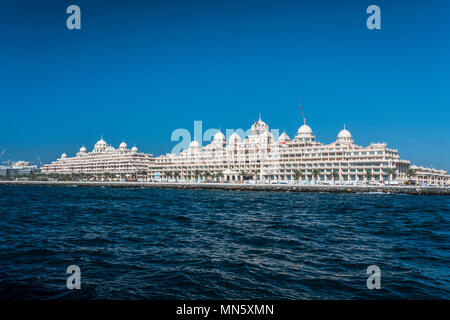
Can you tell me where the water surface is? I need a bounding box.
[0,185,448,299]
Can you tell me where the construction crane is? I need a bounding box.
[36,155,43,166]
[298,100,306,125]
[1,160,12,166]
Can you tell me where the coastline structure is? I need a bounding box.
[41,138,153,179]
[150,117,449,186]
[0,181,449,196]
[0,161,39,178]
[39,114,449,186]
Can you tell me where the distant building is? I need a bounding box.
[408,165,449,186]
[41,138,154,178]
[149,116,449,186]
[0,161,40,177]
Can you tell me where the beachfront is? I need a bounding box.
[1,180,449,195]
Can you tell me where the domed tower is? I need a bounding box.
[294,101,315,143]
[249,114,269,136]
[337,125,353,144]
[77,145,87,157]
[248,114,272,149]
[212,129,226,148]
[119,141,128,150]
[228,132,241,144]
[93,137,108,153]
[295,124,316,143]
[189,140,201,153]
[117,141,128,154]
[212,129,226,143]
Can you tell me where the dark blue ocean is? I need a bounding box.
[0,185,448,299]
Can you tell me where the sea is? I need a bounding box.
[0,185,448,299]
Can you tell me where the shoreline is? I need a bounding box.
[0,180,449,195]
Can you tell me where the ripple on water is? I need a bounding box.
[0,185,449,299]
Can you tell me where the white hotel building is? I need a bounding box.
[41,117,449,186]
[41,138,153,177]
[149,117,449,186]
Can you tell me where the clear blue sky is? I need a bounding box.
[0,0,449,170]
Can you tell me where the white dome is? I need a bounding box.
[189,140,200,148]
[79,146,86,153]
[229,132,241,143]
[131,146,138,152]
[105,145,115,152]
[337,126,353,144]
[119,141,128,149]
[95,138,107,147]
[61,153,67,158]
[297,124,312,135]
[213,130,226,142]
[338,129,352,139]
[250,118,269,135]
[93,137,108,153]
[295,124,315,142]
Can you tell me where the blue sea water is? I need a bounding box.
[0,185,448,299]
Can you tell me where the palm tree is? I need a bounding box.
[312,169,320,184]
[406,167,416,184]
[293,169,303,184]
[203,171,211,181]
[365,171,372,183]
[138,170,147,180]
[240,171,252,181]
[332,169,339,185]
[174,172,180,181]
[194,170,201,181]
[385,168,396,184]
[406,168,416,178]
[216,171,224,182]
[166,171,173,181]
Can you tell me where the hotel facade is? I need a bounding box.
[41,139,153,178]
[41,117,449,186]
[149,117,449,186]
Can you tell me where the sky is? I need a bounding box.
[0,0,449,170]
